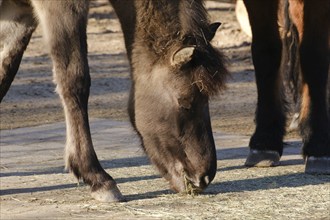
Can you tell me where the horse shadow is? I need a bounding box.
[1,140,328,200]
[216,141,307,178]
[206,172,330,195]
[216,140,304,161]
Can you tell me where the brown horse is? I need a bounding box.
[243,0,330,174]
[0,0,227,202]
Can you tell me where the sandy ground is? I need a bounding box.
[1,0,290,137]
[1,119,329,219]
[1,0,329,219]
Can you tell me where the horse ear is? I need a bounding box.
[171,47,195,66]
[207,22,221,41]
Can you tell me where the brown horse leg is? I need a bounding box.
[109,0,136,62]
[30,0,124,201]
[244,0,286,167]
[298,1,330,174]
[0,1,36,102]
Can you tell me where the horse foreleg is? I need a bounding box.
[31,0,124,201]
[298,1,330,174]
[243,0,286,167]
[0,1,36,102]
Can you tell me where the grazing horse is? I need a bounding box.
[243,0,330,173]
[0,0,227,202]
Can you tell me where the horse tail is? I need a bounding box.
[287,12,301,108]
[279,0,301,129]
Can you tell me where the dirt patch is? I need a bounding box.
[0,0,299,138]
[1,119,329,219]
[1,1,324,220]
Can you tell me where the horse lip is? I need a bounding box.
[185,174,211,190]
[182,177,204,195]
[168,170,211,194]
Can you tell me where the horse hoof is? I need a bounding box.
[245,150,280,167]
[91,184,126,202]
[305,157,330,174]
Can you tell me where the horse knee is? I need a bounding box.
[299,36,328,124]
[31,1,90,100]
[0,1,36,101]
[298,1,329,84]
[53,58,91,102]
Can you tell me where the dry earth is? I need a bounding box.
[0,0,300,138]
[1,1,329,219]
[0,0,286,136]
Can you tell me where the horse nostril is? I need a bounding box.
[196,175,210,189]
[203,175,210,186]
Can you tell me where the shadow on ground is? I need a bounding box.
[208,172,330,194]
[2,171,329,200]
[2,139,328,201]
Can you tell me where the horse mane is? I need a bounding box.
[179,0,228,96]
[135,0,228,96]
[189,44,228,96]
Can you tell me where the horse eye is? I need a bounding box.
[178,97,191,110]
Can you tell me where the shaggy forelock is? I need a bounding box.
[190,45,228,96]
[178,0,228,96]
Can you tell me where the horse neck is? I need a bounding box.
[134,0,209,55]
[179,0,209,38]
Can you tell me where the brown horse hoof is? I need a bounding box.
[245,150,280,167]
[91,184,125,202]
[305,157,330,174]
